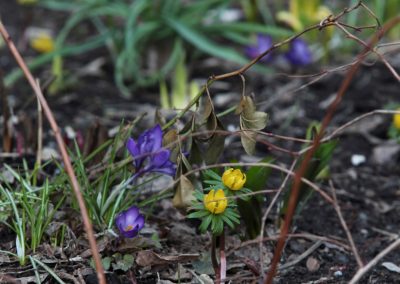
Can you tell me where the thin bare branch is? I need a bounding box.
[349,237,400,284]
[330,180,364,268]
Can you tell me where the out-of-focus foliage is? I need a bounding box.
[21,0,291,97]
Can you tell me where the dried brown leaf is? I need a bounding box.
[136,250,199,267]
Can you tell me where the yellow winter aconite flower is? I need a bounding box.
[30,33,55,53]
[222,168,246,191]
[17,0,37,4]
[393,109,400,129]
[204,189,227,214]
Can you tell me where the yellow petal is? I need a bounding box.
[17,0,37,4]
[315,6,332,22]
[30,33,55,53]
[214,189,227,214]
[276,11,303,32]
[203,189,227,214]
[394,109,400,129]
[222,168,246,190]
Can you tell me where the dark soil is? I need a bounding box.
[1,1,400,284]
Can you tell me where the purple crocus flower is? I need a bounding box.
[126,125,176,177]
[115,206,144,238]
[245,34,273,63]
[284,38,312,66]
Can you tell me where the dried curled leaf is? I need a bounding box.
[136,250,199,267]
[172,174,195,209]
[236,96,268,155]
[197,95,225,164]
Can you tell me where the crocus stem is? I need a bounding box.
[211,234,220,282]
[219,228,226,284]
[101,171,142,216]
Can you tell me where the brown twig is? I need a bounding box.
[278,240,323,270]
[0,20,106,284]
[349,237,400,284]
[329,180,363,268]
[335,21,400,82]
[323,109,400,141]
[226,233,351,257]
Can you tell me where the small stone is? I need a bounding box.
[199,274,214,284]
[334,270,343,277]
[351,154,366,166]
[382,262,400,273]
[372,142,400,165]
[306,256,320,272]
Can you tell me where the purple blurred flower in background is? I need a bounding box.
[126,125,176,177]
[284,38,312,66]
[245,34,273,63]
[115,206,144,238]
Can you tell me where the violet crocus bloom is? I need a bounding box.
[245,34,273,63]
[284,38,312,66]
[115,206,145,238]
[126,125,176,177]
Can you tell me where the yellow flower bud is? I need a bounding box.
[203,189,227,214]
[30,32,55,53]
[394,109,400,129]
[222,168,246,191]
[315,6,334,39]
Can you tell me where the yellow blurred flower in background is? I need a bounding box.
[393,109,400,129]
[17,0,38,5]
[30,32,55,53]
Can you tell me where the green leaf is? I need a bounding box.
[221,214,235,229]
[204,22,293,38]
[199,214,213,233]
[203,180,222,185]
[112,254,135,272]
[203,169,222,181]
[187,210,210,219]
[211,216,224,235]
[102,257,112,271]
[165,17,250,65]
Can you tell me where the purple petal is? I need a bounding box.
[126,138,143,170]
[115,212,126,233]
[245,34,273,63]
[122,214,144,238]
[126,138,140,157]
[151,149,170,167]
[124,206,140,225]
[134,214,145,231]
[138,125,163,153]
[151,160,176,177]
[122,228,139,238]
[285,39,312,66]
[115,206,145,238]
